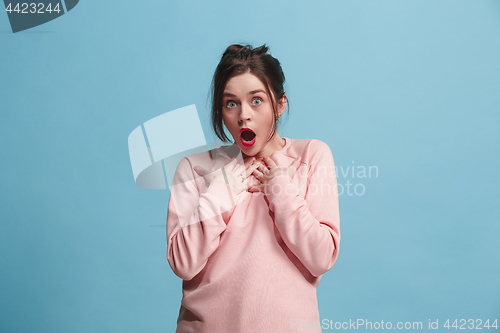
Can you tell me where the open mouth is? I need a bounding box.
[240,128,256,147]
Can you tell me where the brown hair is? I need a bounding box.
[209,44,289,143]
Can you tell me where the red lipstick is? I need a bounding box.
[239,128,256,147]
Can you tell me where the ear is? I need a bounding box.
[277,93,287,117]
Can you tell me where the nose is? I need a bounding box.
[238,102,251,124]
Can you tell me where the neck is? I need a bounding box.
[243,133,285,162]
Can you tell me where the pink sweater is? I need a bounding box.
[166,137,340,333]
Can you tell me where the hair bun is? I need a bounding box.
[222,44,246,58]
[222,44,269,59]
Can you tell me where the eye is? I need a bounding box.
[252,98,263,105]
[225,100,237,108]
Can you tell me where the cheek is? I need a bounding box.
[222,114,235,131]
[257,112,274,129]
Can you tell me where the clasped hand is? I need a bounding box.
[193,157,261,195]
[194,156,301,194]
[249,157,301,193]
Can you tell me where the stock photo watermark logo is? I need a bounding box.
[336,161,378,196]
[3,0,79,33]
[264,161,378,198]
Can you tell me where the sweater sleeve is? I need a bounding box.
[166,157,239,281]
[263,140,341,277]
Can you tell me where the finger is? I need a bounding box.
[248,184,264,193]
[242,159,253,173]
[242,157,256,172]
[248,175,262,187]
[264,156,277,168]
[260,163,271,173]
[253,169,264,182]
[245,157,256,167]
[248,186,258,193]
[234,161,258,182]
[257,164,269,176]
[245,161,261,177]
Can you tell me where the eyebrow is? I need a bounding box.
[222,89,266,97]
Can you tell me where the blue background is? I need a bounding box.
[1,0,499,332]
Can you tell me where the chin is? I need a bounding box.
[238,144,258,157]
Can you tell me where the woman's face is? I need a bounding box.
[222,72,286,159]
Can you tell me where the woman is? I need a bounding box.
[166,44,340,333]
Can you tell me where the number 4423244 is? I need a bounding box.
[444,319,498,330]
[5,3,62,14]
